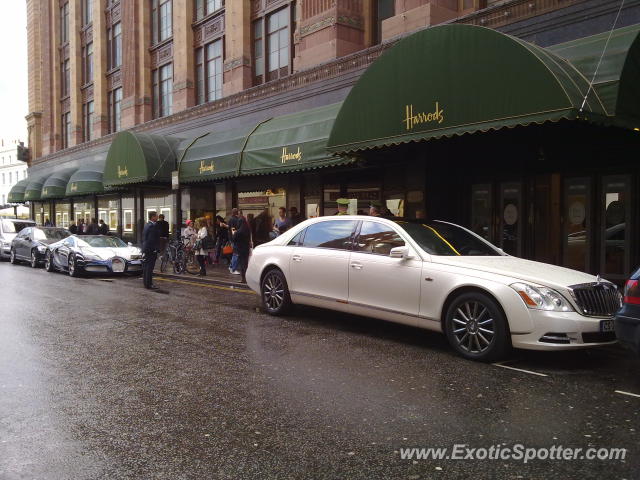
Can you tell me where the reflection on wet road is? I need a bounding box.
[1,261,638,479]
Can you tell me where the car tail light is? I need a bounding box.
[623,279,640,305]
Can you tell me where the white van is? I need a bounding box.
[0,218,36,259]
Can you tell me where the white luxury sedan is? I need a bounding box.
[246,216,621,361]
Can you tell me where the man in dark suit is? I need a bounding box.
[142,211,160,290]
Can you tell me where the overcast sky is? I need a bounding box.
[0,3,28,145]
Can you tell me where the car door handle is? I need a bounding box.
[292,254,302,262]
[350,262,363,270]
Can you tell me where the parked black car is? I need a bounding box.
[10,227,70,268]
[614,266,640,356]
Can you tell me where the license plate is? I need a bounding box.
[111,258,125,273]
[600,319,615,332]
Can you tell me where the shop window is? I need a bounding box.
[563,178,591,272]
[499,182,522,257]
[601,175,631,280]
[471,184,493,241]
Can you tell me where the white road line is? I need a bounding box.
[492,361,548,377]
[615,390,640,398]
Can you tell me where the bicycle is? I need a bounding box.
[160,236,192,274]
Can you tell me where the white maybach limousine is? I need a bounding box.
[246,216,621,361]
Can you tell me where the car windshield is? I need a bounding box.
[76,236,127,248]
[396,221,501,256]
[33,228,70,241]
[2,219,35,233]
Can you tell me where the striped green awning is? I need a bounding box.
[7,179,29,203]
[41,167,78,199]
[104,131,181,187]
[24,172,51,201]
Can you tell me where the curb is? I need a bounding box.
[156,271,251,290]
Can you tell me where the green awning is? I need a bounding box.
[23,172,51,201]
[179,125,255,183]
[548,24,640,123]
[240,103,354,175]
[66,159,106,196]
[41,167,78,199]
[104,131,181,187]
[7,179,29,203]
[327,24,609,154]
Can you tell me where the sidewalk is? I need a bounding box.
[154,260,251,290]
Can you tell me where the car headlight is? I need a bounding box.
[511,282,574,312]
[37,245,47,253]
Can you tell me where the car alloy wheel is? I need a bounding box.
[68,255,80,277]
[9,249,17,264]
[261,269,292,316]
[30,250,38,268]
[445,292,510,362]
[45,252,54,272]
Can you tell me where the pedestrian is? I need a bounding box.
[253,207,272,246]
[98,219,109,235]
[86,218,99,235]
[273,206,292,234]
[214,215,229,264]
[195,217,210,276]
[76,218,84,235]
[69,221,78,234]
[335,198,350,215]
[289,206,303,226]
[142,211,160,290]
[231,213,251,282]
[369,201,382,217]
[44,217,52,226]
[227,208,241,273]
[205,216,216,264]
[183,219,197,247]
[156,213,170,259]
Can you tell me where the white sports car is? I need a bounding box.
[246,217,621,361]
[45,235,143,277]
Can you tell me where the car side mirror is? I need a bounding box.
[25,237,31,242]
[390,246,411,259]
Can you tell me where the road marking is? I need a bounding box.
[615,390,640,398]
[155,276,256,294]
[492,361,548,377]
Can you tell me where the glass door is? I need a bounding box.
[563,178,591,272]
[499,182,522,257]
[471,184,493,242]
[601,175,631,281]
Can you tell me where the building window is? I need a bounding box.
[8,172,12,184]
[23,170,27,179]
[153,63,173,118]
[152,0,173,44]
[107,22,122,70]
[108,87,122,133]
[61,59,70,97]
[83,42,94,85]
[253,20,263,84]
[82,0,93,26]
[60,2,69,44]
[195,0,223,21]
[253,7,291,85]
[61,112,71,149]
[2,173,4,184]
[195,39,222,105]
[83,100,94,142]
[374,0,395,44]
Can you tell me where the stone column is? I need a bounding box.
[223,0,252,96]
[121,0,140,129]
[137,0,153,123]
[173,0,195,112]
[69,0,83,146]
[26,0,44,160]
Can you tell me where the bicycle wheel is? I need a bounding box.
[185,250,200,275]
[160,250,169,273]
[173,249,185,274]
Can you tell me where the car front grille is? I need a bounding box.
[569,282,622,317]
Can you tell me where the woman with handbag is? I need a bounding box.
[214,215,231,265]
[194,217,213,276]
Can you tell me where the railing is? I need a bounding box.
[456,0,587,29]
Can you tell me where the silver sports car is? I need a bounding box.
[44,235,143,277]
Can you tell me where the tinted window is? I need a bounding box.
[288,229,305,246]
[2,220,35,233]
[33,228,70,241]
[302,220,357,250]
[355,221,405,256]
[397,221,500,256]
[77,236,127,248]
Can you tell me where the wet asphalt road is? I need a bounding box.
[0,261,639,480]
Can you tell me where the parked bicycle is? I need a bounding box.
[160,236,200,275]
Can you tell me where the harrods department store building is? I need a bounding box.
[17,0,640,282]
